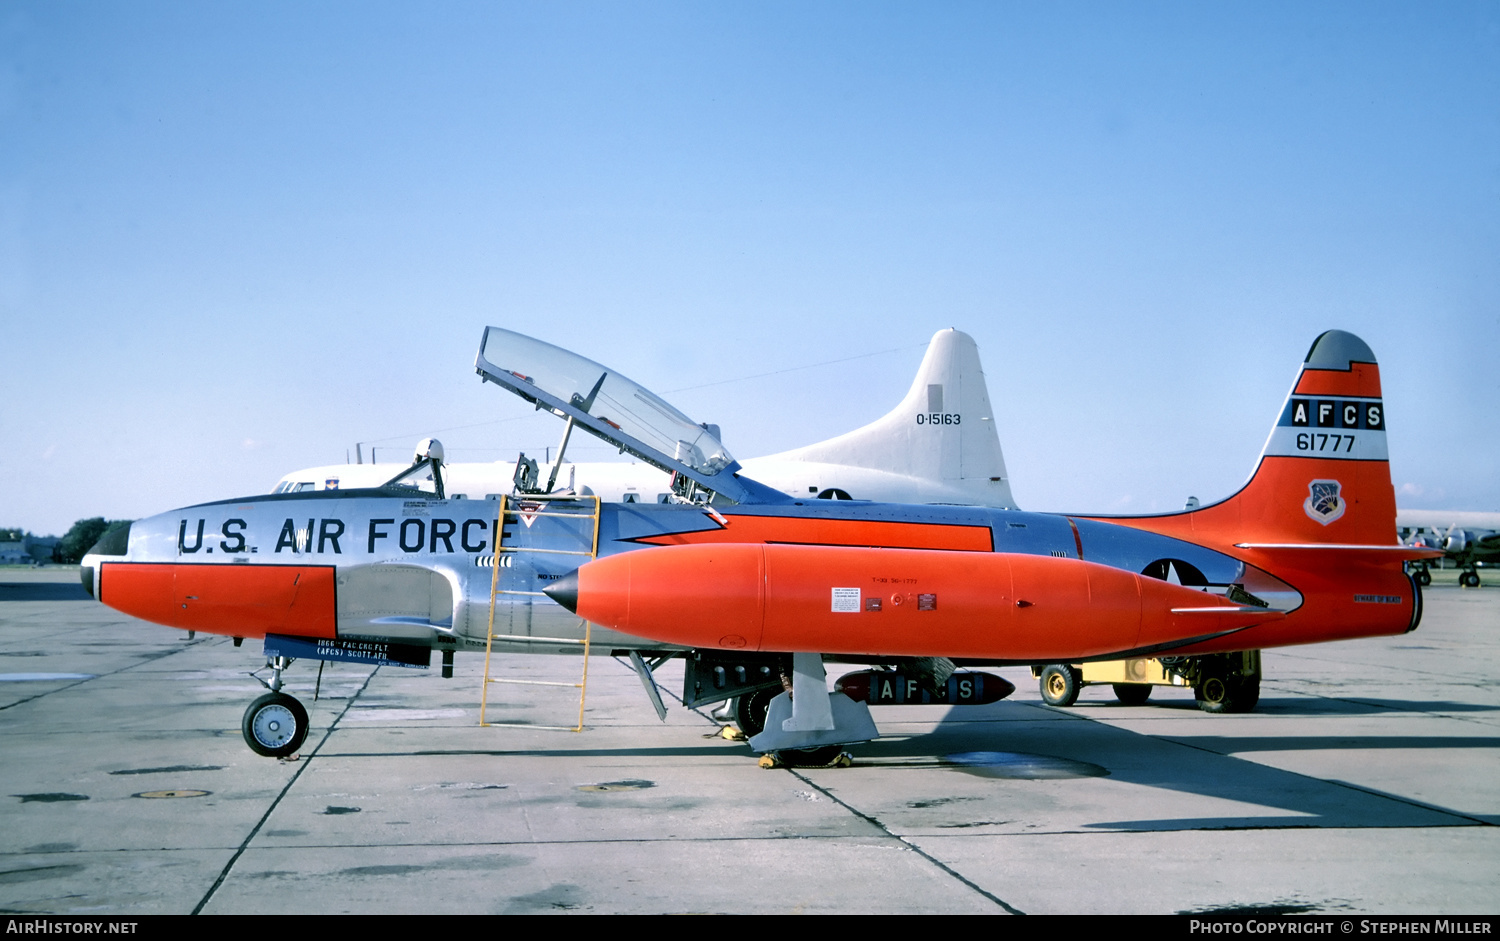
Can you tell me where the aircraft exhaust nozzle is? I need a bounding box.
[543,570,580,613]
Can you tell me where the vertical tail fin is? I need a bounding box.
[1244,329,1394,544]
[742,329,1017,507]
[1154,330,1398,549]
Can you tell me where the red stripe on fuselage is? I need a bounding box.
[633,515,994,551]
[100,563,336,640]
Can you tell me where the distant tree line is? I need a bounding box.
[3,518,133,564]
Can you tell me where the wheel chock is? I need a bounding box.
[757,750,853,769]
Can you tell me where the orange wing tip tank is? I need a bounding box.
[545,543,1284,662]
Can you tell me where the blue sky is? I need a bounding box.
[3,1,1497,535]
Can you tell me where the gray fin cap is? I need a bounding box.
[1304,330,1377,369]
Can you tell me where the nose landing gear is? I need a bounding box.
[242,691,309,758]
[242,655,309,758]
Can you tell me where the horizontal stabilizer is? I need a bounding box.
[1235,543,1442,563]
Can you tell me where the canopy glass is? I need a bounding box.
[475,327,733,477]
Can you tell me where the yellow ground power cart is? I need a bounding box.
[1031,650,1262,714]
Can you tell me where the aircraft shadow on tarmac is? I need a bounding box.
[1080,811,1492,830]
[351,696,1499,833]
[1143,733,1500,754]
[1081,787,1500,831]
[817,703,1495,831]
[1060,696,1500,716]
[0,582,91,602]
[1252,697,1500,715]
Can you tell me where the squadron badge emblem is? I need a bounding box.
[1303,479,1345,525]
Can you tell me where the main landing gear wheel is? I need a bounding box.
[1039,664,1081,707]
[1194,673,1260,714]
[242,692,309,758]
[1415,567,1432,586]
[1461,570,1481,588]
[734,687,779,738]
[1112,683,1152,706]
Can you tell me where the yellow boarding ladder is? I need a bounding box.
[479,493,602,732]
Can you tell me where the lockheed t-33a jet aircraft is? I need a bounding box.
[82,327,1437,764]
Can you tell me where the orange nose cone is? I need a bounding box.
[570,544,768,651]
[565,544,1280,660]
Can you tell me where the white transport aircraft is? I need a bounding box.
[273,328,1020,510]
[1396,510,1500,587]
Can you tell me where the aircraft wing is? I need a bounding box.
[474,327,789,505]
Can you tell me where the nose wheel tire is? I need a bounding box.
[243,692,309,758]
[1039,664,1082,707]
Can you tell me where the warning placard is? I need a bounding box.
[831,587,861,613]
